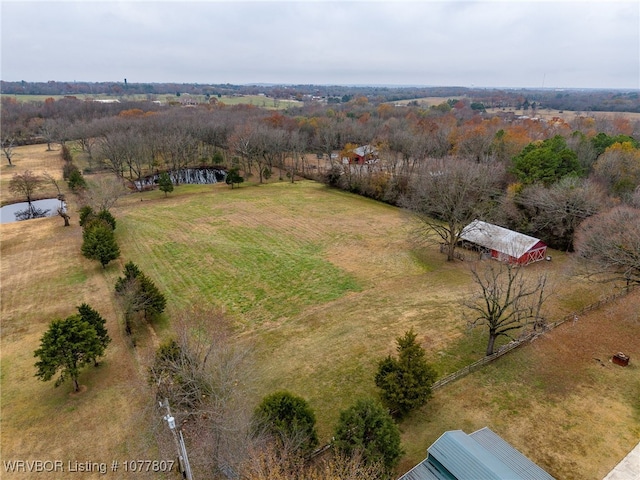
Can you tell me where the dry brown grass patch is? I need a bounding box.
[0,144,64,205]
[398,290,640,480]
[1,193,159,478]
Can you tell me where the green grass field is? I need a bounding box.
[2,147,638,479]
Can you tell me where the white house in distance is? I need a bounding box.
[460,220,547,265]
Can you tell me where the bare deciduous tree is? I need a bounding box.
[1,136,16,166]
[39,118,63,151]
[69,120,102,164]
[574,205,640,286]
[241,443,383,480]
[149,307,256,478]
[230,123,262,182]
[114,276,152,335]
[8,170,44,203]
[466,262,549,356]
[515,177,608,251]
[287,130,308,183]
[81,175,128,211]
[157,130,199,183]
[42,172,70,226]
[405,158,504,261]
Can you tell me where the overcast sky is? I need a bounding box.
[1,0,638,89]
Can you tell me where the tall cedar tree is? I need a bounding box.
[115,261,166,320]
[225,167,244,189]
[80,206,116,230]
[375,329,437,418]
[253,391,319,457]
[81,221,120,268]
[333,398,402,478]
[79,205,94,227]
[95,209,116,230]
[77,303,111,366]
[34,315,105,392]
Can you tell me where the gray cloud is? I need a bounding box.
[2,1,638,88]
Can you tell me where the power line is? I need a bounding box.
[161,398,194,480]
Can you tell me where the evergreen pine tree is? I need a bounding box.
[158,172,174,196]
[81,222,120,268]
[375,329,437,418]
[333,398,402,476]
[34,315,105,391]
[77,303,111,366]
[253,391,319,456]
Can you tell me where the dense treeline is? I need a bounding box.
[2,92,639,257]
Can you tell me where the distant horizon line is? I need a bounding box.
[1,79,638,92]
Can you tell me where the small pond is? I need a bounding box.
[0,198,66,224]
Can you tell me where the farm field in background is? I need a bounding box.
[391,96,640,122]
[1,144,638,479]
[6,93,640,121]
[1,93,303,110]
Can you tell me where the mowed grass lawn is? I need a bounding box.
[111,181,463,431]
[2,144,639,479]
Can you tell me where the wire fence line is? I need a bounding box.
[432,285,636,391]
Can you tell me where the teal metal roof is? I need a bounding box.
[398,428,555,480]
[396,457,454,480]
[428,430,523,480]
[469,428,555,480]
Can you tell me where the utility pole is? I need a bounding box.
[161,398,193,480]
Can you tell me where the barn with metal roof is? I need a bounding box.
[398,427,555,480]
[460,220,547,265]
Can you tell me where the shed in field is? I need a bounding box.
[398,427,555,480]
[460,220,547,265]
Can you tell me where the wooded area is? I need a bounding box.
[3,84,638,262]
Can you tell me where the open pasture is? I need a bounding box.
[0,144,65,206]
[1,147,637,478]
[109,180,631,475]
[1,93,303,110]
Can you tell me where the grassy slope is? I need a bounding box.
[2,145,638,479]
[111,182,455,439]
